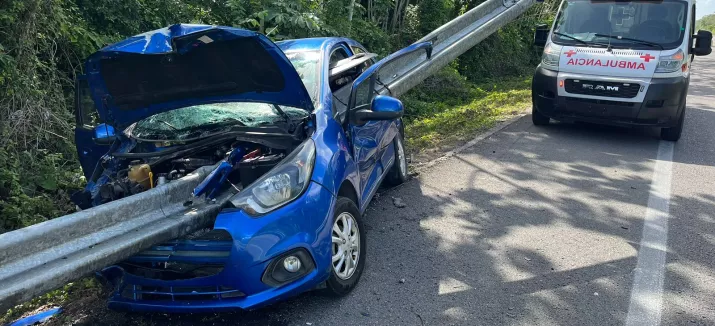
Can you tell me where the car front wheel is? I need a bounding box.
[385,135,408,186]
[324,197,366,296]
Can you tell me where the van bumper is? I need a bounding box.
[532,67,688,128]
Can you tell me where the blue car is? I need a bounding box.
[72,24,430,312]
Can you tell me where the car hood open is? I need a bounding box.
[84,24,314,128]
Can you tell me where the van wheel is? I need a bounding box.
[385,135,408,186]
[661,106,686,142]
[324,197,366,296]
[532,105,550,126]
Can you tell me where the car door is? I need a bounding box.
[74,76,112,179]
[345,42,432,208]
[338,55,388,206]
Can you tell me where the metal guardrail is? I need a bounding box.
[0,167,236,311]
[377,0,536,98]
[0,0,535,311]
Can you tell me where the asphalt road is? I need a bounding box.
[79,55,715,326]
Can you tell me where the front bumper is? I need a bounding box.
[532,66,688,128]
[104,181,337,313]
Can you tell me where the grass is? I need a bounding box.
[402,70,533,153]
[1,278,104,325]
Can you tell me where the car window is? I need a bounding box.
[328,47,352,93]
[76,79,100,127]
[331,47,378,121]
[351,46,375,67]
[330,47,350,67]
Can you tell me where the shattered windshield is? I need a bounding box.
[553,0,687,50]
[127,102,308,141]
[285,50,321,106]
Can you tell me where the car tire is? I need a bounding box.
[385,135,408,186]
[661,106,686,142]
[324,197,366,297]
[532,105,550,126]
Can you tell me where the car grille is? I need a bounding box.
[565,96,635,107]
[121,229,233,281]
[121,285,245,301]
[565,79,640,99]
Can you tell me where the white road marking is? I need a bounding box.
[625,141,674,326]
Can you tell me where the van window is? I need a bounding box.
[553,0,688,50]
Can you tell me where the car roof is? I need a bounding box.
[276,37,363,53]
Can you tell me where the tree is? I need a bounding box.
[697,14,715,33]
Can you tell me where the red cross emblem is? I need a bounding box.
[565,50,577,57]
[640,54,656,62]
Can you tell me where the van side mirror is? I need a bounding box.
[534,24,549,47]
[352,95,404,125]
[694,30,713,56]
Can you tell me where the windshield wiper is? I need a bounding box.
[554,32,589,46]
[273,104,293,125]
[553,32,608,47]
[179,119,248,140]
[594,34,664,50]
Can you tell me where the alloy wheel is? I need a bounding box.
[331,212,360,280]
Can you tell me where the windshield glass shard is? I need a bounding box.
[128,102,309,141]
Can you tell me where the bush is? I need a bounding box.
[403,71,532,151]
[0,139,83,233]
[457,22,541,81]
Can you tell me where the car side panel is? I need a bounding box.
[310,102,361,208]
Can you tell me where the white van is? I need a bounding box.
[532,0,712,141]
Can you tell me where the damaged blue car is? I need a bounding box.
[73,24,430,311]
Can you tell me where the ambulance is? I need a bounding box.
[532,0,712,141]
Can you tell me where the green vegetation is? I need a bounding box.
[404,71,532,152]
[696,14,715,33]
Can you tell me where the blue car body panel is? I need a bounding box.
[85,24,314,129]
[80,25,430,312]
[107,182,336,312]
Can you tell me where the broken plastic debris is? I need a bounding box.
[9,307,62,326]
[392,197,407,208]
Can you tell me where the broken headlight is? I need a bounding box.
[229,139,315,216]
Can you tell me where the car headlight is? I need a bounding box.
[541,43,561,70]
[229,139,316,216]
[655,50,685,73]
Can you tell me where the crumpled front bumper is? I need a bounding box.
[104,181,336,312]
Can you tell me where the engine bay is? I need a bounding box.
[73,134,291,209]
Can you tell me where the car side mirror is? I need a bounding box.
[534,24,549,47]
[353,95,404,125]
[93,123,118,145]
[694,30,713,56]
